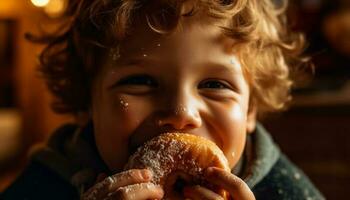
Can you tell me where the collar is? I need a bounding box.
[241,123,281,188]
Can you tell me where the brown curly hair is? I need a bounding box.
[32,0,308,115]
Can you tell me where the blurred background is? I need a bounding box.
[0,0,349,199]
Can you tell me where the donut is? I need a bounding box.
[124,133,230,199]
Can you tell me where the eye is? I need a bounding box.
[117,75,158,87]
[198,80,230,89]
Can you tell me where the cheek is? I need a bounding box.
[92,95,153,171]
[215,104,248,168]
[114,96,157,128]
[112,97,144,132]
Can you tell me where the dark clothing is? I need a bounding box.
[1,160,79,200]
[253,154,323,199]
[1,123,325,199]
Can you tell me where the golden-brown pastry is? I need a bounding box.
[124,133,230,199]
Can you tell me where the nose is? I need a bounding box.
[156,92,202,131]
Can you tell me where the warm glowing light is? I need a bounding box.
[44,0,66,17]
[31,0,50,7]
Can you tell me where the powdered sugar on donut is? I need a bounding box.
[124,133,230,185]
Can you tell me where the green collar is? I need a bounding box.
[242,123,281,188]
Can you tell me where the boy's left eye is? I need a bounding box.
[198,80,230,89]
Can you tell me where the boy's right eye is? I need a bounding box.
[116,75,158,87]
[112,74,158,95]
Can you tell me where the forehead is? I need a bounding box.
[117,18,235,60]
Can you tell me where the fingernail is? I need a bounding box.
[141,169,152,180]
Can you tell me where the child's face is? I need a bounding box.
[91,19,257,173]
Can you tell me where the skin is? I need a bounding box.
[84,17,257,199]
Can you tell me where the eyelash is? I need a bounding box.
[117,75,230,90]
[198,80,230,89]
[117,75,158,87]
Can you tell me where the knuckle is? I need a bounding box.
[231,175,244,187]
[129,169,142,180]
[110,169,142,183]
[81,182,107,200]
[109,173,120,183]
[104,176,115,185]
[115,188,129,199]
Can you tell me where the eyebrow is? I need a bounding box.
[201,61,241,75]
[112,56,242,75]
[113,56,160,68]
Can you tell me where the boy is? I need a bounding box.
[2,0,324,199]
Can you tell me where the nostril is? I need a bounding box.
[158,120,189,130]
[156,117,201,130]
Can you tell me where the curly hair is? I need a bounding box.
[33,0,307,115]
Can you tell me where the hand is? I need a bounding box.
[183,167,255,200]
[81,169,164,200]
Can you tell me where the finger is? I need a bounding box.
[205,167,255,200]
[183,185,224,200]
[106,182,164,200]
[82,169,152,200]
[109,169,153,190]
[82,176,113,200]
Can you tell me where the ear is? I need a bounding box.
[246,100,257,134]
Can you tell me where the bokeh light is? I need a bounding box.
[30,0,50,7]
[44,0,66,17]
